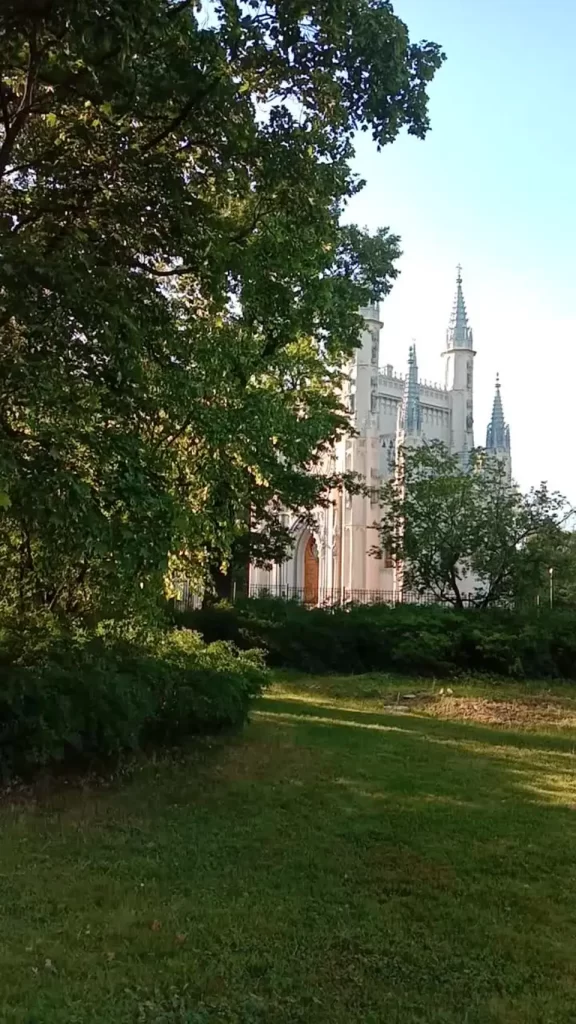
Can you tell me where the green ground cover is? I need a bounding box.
[1,674,575,1023]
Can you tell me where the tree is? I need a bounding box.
[514,524,576,609]
[0,0,444,618]
[377,442,572,608]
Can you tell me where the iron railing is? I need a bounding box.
[245,585,476,607]
[174,581,477,611]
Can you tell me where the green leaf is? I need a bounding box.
[0,0,443,616]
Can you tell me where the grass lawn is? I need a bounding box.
[1,675,576,1023]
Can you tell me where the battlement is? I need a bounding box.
[380,365,403,382]
[419,382,449,402]
[378,370,404,386]
[378,366,447,400]
[359,303,383,326]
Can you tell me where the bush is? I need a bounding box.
[147,630,267,741]
[0,616,268,779]
[174,599,576,681]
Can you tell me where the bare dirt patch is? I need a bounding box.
[423,695,576,730]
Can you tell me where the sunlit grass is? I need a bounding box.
[1,673,575,1022]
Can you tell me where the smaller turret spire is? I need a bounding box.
[486,374,511,453]
[446,265,474,349]
[400,343,421,435]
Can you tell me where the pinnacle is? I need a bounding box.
[446,265,473,349]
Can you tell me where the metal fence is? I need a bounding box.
[174,580,203,612]
[174,581,476,611]
[245,585,476,607]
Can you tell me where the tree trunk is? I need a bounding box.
[203,558,233,606]
[448,566,464,609]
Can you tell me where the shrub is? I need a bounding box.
[0,616,268,779]
[148,630,267,740]
[174,599,576,681]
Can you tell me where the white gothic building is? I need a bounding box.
[250,268,512,603]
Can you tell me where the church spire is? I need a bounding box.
[400,343,421,435]
[446,265,474,349]
[486,374,511,453]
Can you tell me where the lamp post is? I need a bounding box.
[549,566,554,610]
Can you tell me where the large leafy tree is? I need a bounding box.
[514,525,576,609]
[0,0,444,616]
[378,443,572,608]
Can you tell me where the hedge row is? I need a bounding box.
[175,599,576,680]
[0,617,267,778]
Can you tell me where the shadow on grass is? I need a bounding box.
[259,694,576,752]
[1,690,576,1023]
[255,694,576,819]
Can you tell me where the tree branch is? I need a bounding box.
[167,0,197,15]
[156,411,195,450]
[0,82,11,135]
[136,261,194,277]
[134,202,263,277]
[141,79,221,153]
[1,0,53,16]
[0,24,38,179]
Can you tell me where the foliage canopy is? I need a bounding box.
[0,0,444,615]
[377,442,572,608]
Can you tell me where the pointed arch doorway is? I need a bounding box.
[303,534,319,605]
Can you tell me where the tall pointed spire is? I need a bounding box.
[486,374,511,453]
[400,343,421,435]
[446,265,474,349]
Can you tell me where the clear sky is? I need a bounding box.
[343,0,576,499]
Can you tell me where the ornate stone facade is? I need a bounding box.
[250,269,512,601]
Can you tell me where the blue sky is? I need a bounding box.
[343,0,576,499]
